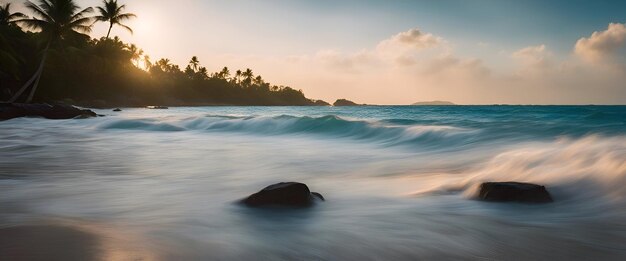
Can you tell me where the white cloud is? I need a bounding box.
[213,24,626,104]
[511,44,554,77]
[512,44,552,67]
[574,23,626,64]
[377,28,444,51]
[376,28,447,66]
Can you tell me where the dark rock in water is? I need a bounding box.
[311,192,325,201]
[147,106,168,109]
[0,103,97,121]
[243,182,325,207]
[113,108,122,112]
[478,182,553,203]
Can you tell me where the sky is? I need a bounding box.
[10,0,626,104]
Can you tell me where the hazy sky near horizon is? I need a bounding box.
[9,0,626,104]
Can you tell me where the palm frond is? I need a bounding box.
[70,24,92,33]
[8,12,28,20]
[15,18,48,31]
[71,7,93,21]
[95,6,108,18]
[117,23,133,34]
[69,16,94,29]
[115,13,136,21]
[24,0,54,23]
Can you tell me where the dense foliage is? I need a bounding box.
[0,1,321,106]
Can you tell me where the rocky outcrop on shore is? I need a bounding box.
[0,103,97,121]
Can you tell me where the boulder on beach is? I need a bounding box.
[478,182,553,203]
[113,108,122,112]
[0,103,97,121]
[242,182,325,207]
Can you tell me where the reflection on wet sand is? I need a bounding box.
[0,222,157,261]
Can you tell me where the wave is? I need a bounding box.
[414,136,626,208]
[98,114,477,148]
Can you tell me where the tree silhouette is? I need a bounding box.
[94,0,135,39]
[189,56,200,71]
[127,43,143,67]
[9,0,93,103]
[197,67,208,80]
[214,66,230,80]
[222,67,230,79]
[0,3,27,26]
[143,54,151,70]
[234,69,242,84]
[242,68,253,87]
[0,3,27,80]
[2,2,322,106]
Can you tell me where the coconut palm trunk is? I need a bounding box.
[11,0,95,103]
[8,41,50,103]
[106,22,112,38]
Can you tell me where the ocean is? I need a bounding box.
[1,106,625,260]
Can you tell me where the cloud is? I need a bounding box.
[377,28,444,51]
[423,55,490,79]
[512,44,552,67]
[376,28,447,66]
[511,44,555,77]
[574,23,626,64]
[213,24,626,104]
[314,49,375,73]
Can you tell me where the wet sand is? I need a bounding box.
[0,225,100,261]
[0,223,156,261]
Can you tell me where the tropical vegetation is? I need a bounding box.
[0,0,323,106]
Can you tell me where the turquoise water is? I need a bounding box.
[1,106,626,259]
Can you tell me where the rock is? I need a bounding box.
[478,182,553,203]
[242,182,325,207]
[313,100,331,106]
[311,192,325,201]
[112,108,122,112]
[147,106,168,109]
[0,103,97,121]
[333,99,360,106]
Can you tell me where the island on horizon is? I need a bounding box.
[411,101,456,106]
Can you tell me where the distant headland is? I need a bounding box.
[411,101,456,106]
[333,99,363,106]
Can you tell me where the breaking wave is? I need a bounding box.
[99,114,478,148]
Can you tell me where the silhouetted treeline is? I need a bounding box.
[0,3,322,107]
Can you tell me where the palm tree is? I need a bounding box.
[0,3,27,26]
[217,67,230,80]
[242,68,253,87]
[94,0,135,39]
[127,43,143,67]
[189,56,199,72]
[234,69,242,84]
[197,67,208,80]
[143,54,151,70]
[253,75,264,86]
[0,3,27,80]
[9,0,93,103]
